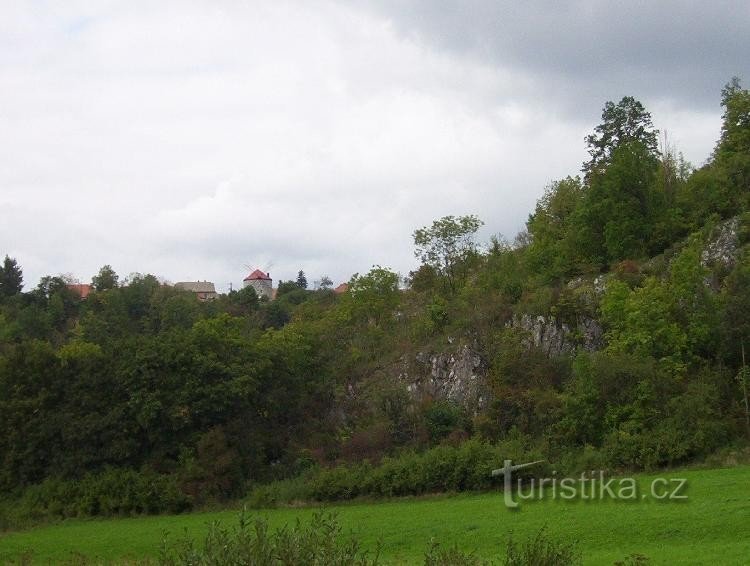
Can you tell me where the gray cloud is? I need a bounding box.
[358,1,749,112]
[0,1,741,292]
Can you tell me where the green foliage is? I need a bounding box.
[296,270,308,290]
[91,264,119,291]
[525,177,583,281]
[601,232,720,372]
[555,353,729,470]
[246,439,544,506]
[0,256,23,298]
[424,401,468,443]
[575,141,660,267]
[714,77,750,200]
[4,469,190,526]
[583,96,659,178]
[424,542,486,566]
[158,512,380,566]
[1,79,749,533]
[346,266,400,325]
[504,527,580,566]
[413,215,484,293]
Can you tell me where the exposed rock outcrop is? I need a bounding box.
[701,216,741,270]
[507,314,603,356]
[399,345,487,412]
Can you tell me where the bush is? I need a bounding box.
[504,527,580,566]
[424,541,487,566]
[247,439,552,507]
[155,510,593,566]
[3,469,191,527]
[245,474,314,509]
[158,511,380,566]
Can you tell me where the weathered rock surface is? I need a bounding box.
[508,314,603,356]
[399,345,487,412]
[701,216,741,269]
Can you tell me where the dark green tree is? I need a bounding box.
[714,77,750,205]
[0,255,23,297]
[296,270,308,289]
[583,96,659,178]
[573,141,660,266]
[91,264,119,291]
[319,275,333,290]
[525,176,583,280]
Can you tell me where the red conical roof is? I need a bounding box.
[244,269,271,281]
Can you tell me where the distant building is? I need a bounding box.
[175,281,218,301]
[243,269,273,300]
[333,282,349,294]
[67,283,92,299]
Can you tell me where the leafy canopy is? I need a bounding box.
[0,255,23,297]
[583,96,659,178]
[413,215,483,293]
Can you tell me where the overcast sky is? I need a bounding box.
[1,1,748,292]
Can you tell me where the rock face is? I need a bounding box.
[508,314,603,356]
[400,345,487,412]
[701,217,741,269]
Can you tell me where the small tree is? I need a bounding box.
[413,215,483,293]
[348,266,400,325]
[0,255,23,297]
[91,264,119,291]
[296,270,308,289]
[319,275,333,290]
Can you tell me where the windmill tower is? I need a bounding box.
[242,262,274,300]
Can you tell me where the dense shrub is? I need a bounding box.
[158,512,380,566]
[504,527,580,566]
[246,439,548,507]
[158,514,583,566]
[2,468,190,527]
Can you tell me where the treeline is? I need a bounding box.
[1,78,749,523]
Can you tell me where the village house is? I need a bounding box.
[174,281,218,301]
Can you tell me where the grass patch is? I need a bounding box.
[1,466,749,564]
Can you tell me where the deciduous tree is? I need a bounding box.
[413,215,483,293]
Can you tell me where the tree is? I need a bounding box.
[347,266,400,325]
[413,215,483,293]
[296,270,308,289]
[714,77,750,203]
[525,176,583,280]
[319,275,333,290]
[0,255,23,297]
[583,96,659,178]
[716,77,750,160]
[91,264,119,291]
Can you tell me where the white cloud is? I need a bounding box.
[0,1,730,292]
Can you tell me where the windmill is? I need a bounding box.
[239,261,274,299]
[242,260,273,276]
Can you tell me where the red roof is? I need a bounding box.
[67,283,92,299]
[244,269,271,281]
[333,283,349,294]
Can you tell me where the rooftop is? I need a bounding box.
[244,269,272,281]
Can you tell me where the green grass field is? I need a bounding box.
[1,466,749,564]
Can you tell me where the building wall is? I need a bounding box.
[245,278,273,299]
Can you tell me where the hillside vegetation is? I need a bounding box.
[1,78,749,524]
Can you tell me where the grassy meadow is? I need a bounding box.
[1,465,749,564]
